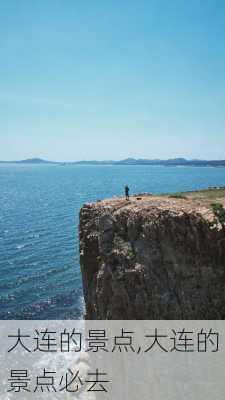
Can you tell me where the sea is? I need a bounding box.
[0,163,225,319]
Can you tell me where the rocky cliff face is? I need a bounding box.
[79,194,225,319]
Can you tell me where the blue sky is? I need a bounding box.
[0,0,225,161]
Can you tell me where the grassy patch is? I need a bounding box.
[186,187,225,200]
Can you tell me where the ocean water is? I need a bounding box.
[0,163,225,319]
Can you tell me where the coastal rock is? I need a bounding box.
[79,194,225,319]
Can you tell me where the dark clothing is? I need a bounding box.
[125,185,130,200]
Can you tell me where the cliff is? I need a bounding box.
[79,189,225,319]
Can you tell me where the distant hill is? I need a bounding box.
[19,158,53,164]
[0,158,57,164]
[1,157,225,167]
[74,158,225,167]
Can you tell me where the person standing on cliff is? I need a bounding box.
[125,185,130,200]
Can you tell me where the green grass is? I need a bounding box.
[185,187,225,200]
[161,187,225,200]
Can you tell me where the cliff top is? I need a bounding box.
[85,187,225,226]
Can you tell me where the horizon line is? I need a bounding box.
[1,156,225,163]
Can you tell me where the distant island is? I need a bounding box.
[1,157,225,167]
[0,158,55,164]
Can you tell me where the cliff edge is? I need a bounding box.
[79,189,225,319]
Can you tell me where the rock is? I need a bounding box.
[79,194,225,319]
[76,352,90,364]
[66,361,90,397]
[71,361,89,381]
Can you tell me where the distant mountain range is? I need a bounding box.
[1,157,225,167]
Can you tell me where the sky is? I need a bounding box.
[0,0,225,161]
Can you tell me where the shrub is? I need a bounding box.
[169,193,187,199]
[209,203,225,232]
